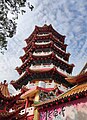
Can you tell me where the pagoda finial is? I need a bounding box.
[43,20,47,27]
[45,20,47,24]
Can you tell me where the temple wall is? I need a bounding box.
[40,97,87,120]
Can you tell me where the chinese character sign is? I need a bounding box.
[40,101,87,120]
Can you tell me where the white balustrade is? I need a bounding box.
[35,41,51,45]
[30,64,54,70]
[37,33,50,36]
[33,51,52,56]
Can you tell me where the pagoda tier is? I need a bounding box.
[12,24,75,90]
[11,66,73,90]
[25,24,65,44]
[24,33,67,53]
[20,41,70,62]
[16,52,74,75]
[20,41,70,63]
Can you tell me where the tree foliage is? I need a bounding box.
[0,0,33,52]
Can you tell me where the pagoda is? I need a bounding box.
[10,24,75,120]
[11,24,74,90]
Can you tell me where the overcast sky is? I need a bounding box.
[0,0,87,83]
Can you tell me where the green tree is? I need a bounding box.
[0,0,34,52]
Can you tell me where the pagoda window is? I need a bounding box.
[39,74,43,79]
[43,60,46,64]
[34,49,38,53]
[45,39,50,42]
[46,48,49,52]
[34,73,37,78]
[60,64,64,70]
[67,68,72,74]
[54,61,56,66]
[57,62,60,67]
[33,60,40,65]
[63,65,66,70]
[43,59,45,64]
[49,60,52,64]
[66,68,70,74]
[41,59,43,63]
[45,59,48,64]
[41,49,46,52]
[0,103,5,110]
[34,50,37,53]
[56,61,60,66]
[22,78,28,85]
[62,66,66,71]
[22,69,25,73]
[37,60,41,64]
[39,49,42,52]
[38,31,48,35]
[32,61,35,65]
[35,74,38,79]
[32,60,36,65]
[36,39,49,43]
[45,59,49,64]
[35,49,42,53]
[53,60,56,66]
[50,59,53,63]
[42,74,45,79]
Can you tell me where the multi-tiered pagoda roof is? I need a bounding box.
[11,24,75,90]
[0,81,27,120]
